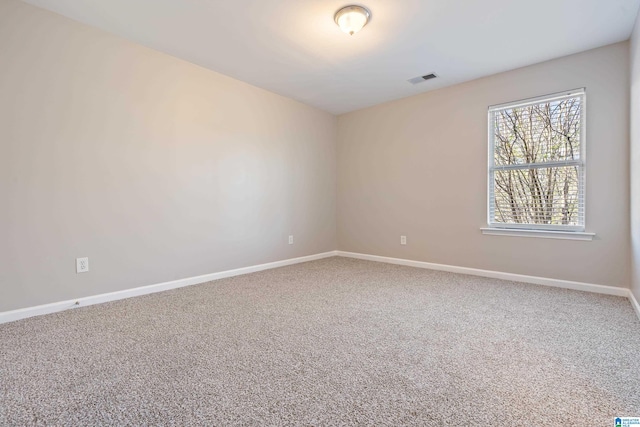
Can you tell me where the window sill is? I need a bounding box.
[480,228,595,241]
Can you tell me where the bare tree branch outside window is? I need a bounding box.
[489,91,585,230]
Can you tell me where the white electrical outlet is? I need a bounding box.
[76,257,89,273]
[400,235,407,245]
[288,235,294,245]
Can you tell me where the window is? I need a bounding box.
[488,89,585,232]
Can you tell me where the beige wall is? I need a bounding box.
[1,0,634,313]
[632,14,640,302]
[337,42,630,288]
[0,0,337,312]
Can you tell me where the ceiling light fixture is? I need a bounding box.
[334,5,371,36]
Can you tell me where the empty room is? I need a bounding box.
[2,0,640,425]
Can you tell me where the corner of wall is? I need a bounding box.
[630,7,640,302]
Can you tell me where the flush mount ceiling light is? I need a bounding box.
[334,5,371,36]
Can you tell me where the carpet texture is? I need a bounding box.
[1,257,639,426]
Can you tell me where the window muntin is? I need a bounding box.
[488,89,585,231]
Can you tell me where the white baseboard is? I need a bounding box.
[4,250,638,325]
[630,291,640,321]
[0,251,338,325]
[336,251,630,297]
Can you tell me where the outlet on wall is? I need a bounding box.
[288,235,294,245]
[76,257,89,273]
[400,235,407,245]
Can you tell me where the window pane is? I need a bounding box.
[494,97,582,166]
[493,166,581,226]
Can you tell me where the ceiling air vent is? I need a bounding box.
[408,73,438,85]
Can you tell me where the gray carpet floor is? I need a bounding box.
[1,257,639,426]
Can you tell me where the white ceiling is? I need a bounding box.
[22,0,640,114]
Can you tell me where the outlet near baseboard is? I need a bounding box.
[76,257,89,273]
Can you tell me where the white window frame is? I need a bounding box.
[486,88,587,234]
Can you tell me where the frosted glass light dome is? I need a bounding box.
[334,5,371,36]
